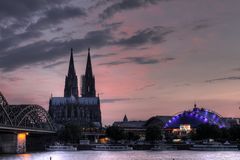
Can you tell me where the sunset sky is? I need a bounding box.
[1,0,240,125]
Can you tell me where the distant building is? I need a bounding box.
[223,117,240,126]
[123,114,128,122]
[113,115,171,131]
[112,115,170,139]
[49,48,102,128]
[113,115,146,138]
[112,104,240,139]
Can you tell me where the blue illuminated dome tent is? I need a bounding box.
[164,106,228,129]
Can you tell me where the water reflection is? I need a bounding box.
[1,151,240,160]
[16,153,31,160]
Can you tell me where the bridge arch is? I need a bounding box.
[0,92,13,126]
[10,105,55,131]
[0,92,55,131]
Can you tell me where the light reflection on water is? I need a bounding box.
[1,151,240,160]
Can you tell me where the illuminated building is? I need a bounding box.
[164,104,228,130]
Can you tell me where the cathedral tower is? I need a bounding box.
[81,48,96,97]
[64,48,79,97]
[50,48,102,128]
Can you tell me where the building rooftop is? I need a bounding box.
[50,96,99,106]
[113,121,146,129]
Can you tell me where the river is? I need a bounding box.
[1,151,240,160]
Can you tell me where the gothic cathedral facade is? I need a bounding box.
[49,48,102,128]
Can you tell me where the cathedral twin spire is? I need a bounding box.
[85,48,93,77]
[68,48,76,76]
[64,48,96,98]
[64,48,78,98]
[82,48,96,97]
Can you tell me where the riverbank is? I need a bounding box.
[76,143,239,151]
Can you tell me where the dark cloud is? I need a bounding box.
[205,76,240,83]
[99,60,128,66]
[159,57,175,62]
[232,67,240,72]
[77,52,118,59]
[0,75,23,82]
[125,56,159,64]
[99,0,169,20]
[43,60,67,69]
[101,97,144,103]
[0,25,17,39]
[113,26,173,47]
[0,0,66,20]
[0,28,113,71]
[137,47,149,50]
[27,6,86,31]
[101,96,156,103]
[101,22,123,29]
[92,53,118,59]
[51,27,63,33]
[0,1,86,59]
[192,19,210,31]
[192,24,209,31]
[0,2,79,59]
[129,56,175,64]
[0,1,84,51]
[0,24,173,71]
[99,56,175,66]
[89,0,112,10]
[0,31,42,52]
[135,83,156,91]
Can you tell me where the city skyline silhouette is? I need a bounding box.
[0,0,240,125]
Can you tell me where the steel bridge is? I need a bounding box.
[0,92,55,133]
[0,92,55,153]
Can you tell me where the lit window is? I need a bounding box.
[180,124,191,132]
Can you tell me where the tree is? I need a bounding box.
[195,124,221,140]
[220,128,230,141]
[145,125,162,143]
[57,124,82,143]
[165,130,175,142]
[106,126,125,142]
[126,132,140,141]
[229,125,240,141]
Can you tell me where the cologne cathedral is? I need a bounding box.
[49,48,102,128]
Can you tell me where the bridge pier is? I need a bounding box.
[0,133,17,153]
[0,132,27,154]
[17,132,27,153]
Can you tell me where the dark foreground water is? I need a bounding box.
[1,151,240,160]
